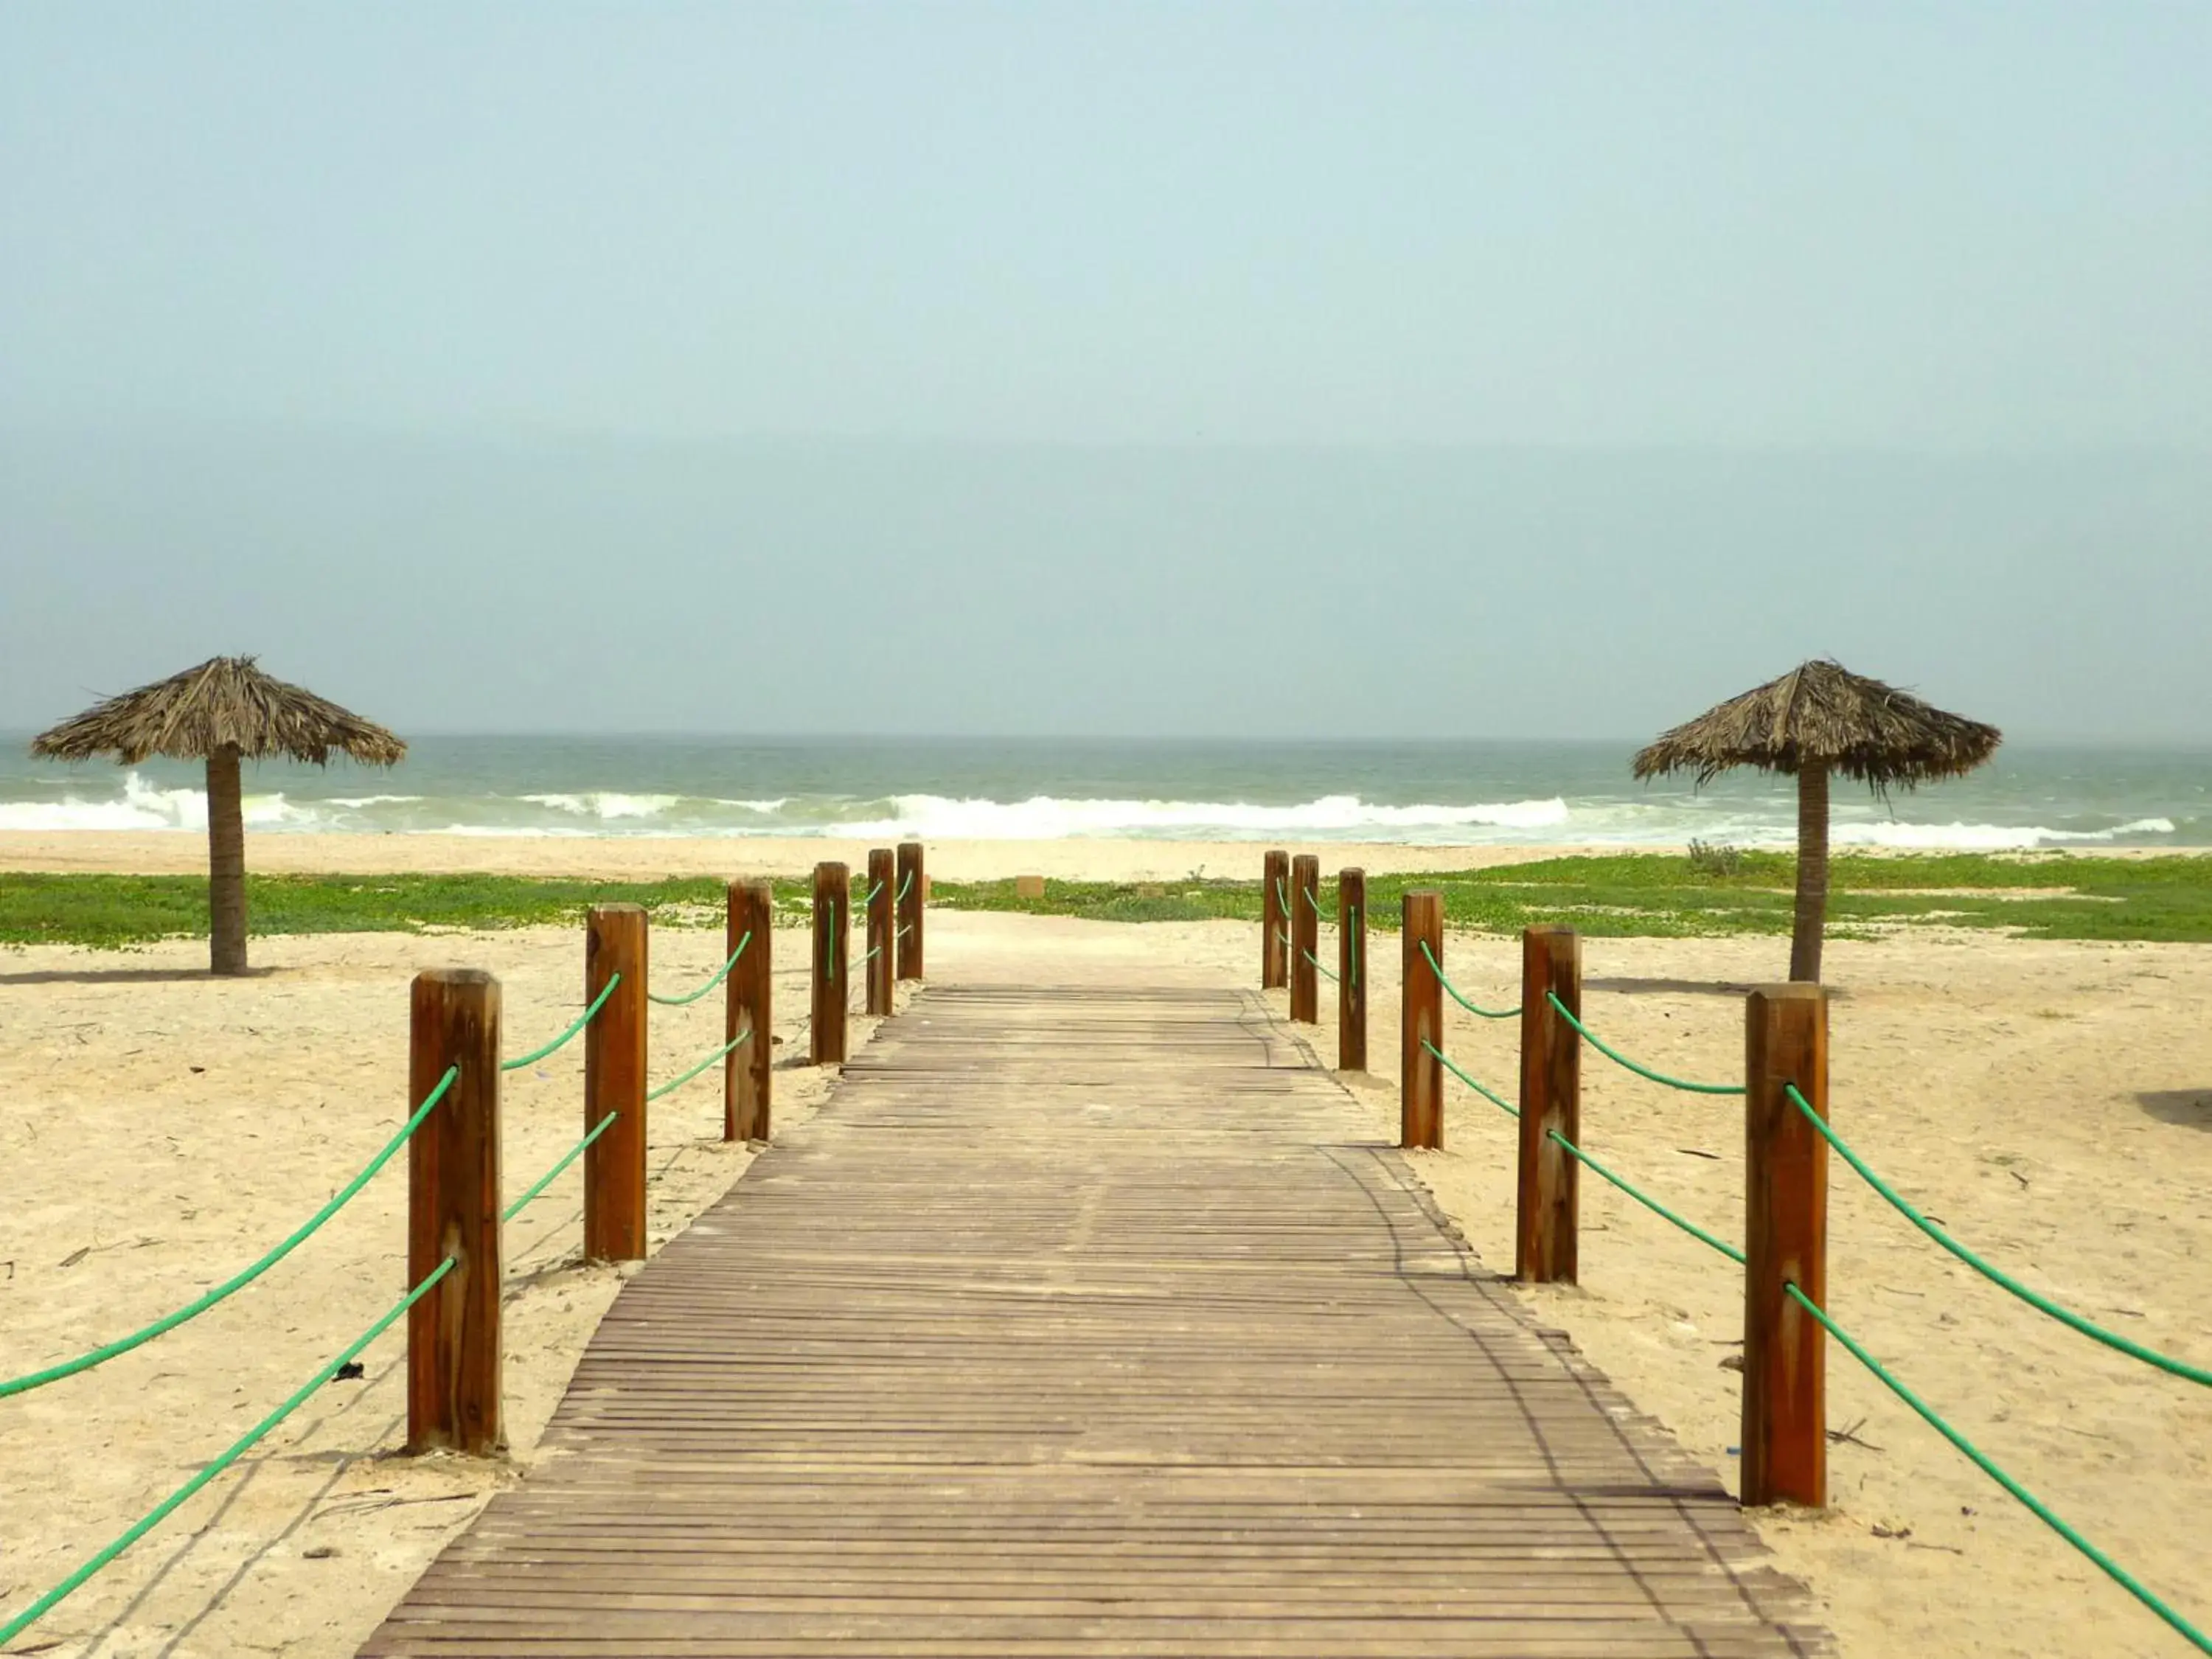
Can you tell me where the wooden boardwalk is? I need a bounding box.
[363,982,1829,1657]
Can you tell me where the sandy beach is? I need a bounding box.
[0,829,1604,883]
[4,842,2211,1657]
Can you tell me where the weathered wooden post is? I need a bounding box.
[866,847,895,1015]
[1400,891,1443,1149]
[1515,925,1581,1284]
[1261,849,1289,989]
[810,861,848,1065]
[406,968,501,1455]
[896,840,925,981]
[584,904,648,1264]
[1743,983,1829,1508]
[725,879,773,1143]
[1289,853,1321,1024]
[1337,867,1366,1072]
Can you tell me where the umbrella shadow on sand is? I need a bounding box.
[1587,975,1853,1001]
[2136,1090,2212,1132]
[0,965,285,987]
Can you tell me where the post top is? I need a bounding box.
[1524,922,1578,939]
[1748,981,1829,1003]
[415,967,497,987]
[730,876,773,894]
[588,901,647,918]
[815,860,848,877]
[1340,865,1364,879]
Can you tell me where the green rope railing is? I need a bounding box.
[645,1028,753,1104]
[1349,905,1360,990]
[1418,939,1519,1018]
[855,945,882,967]
[1301,883,1322,914]
[895,869,914,905]
[0,1065,459,1402]
[1301,946,1338,983]
[1786,1085,2212,1388]
[823,901,838,981]
[504,1112,619,1222]
[1786,1281,2211,1655]
[504,978,619,1071]
[1420,1038,1518,1118]
[1548,1128,1745,1265]
[646,933,751,1008]
[0,1255,457,1648]
[852,880,883,909]
[1547,992,1743,1094]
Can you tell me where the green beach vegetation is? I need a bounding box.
[6,851,2212,950]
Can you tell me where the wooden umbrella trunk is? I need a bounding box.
[1788,763,1830,983]
[206,743,249,975]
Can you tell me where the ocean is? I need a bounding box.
[0,736,2202,852]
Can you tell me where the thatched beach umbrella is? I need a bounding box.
[32,657,405,975]
[1633,660,2000,983]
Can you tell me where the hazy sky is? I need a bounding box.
[3,4,2208,739]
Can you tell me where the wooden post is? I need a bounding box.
[866,847,895,1015]
[1289,854,1321,1024]
[724,879,773,1143]
[1400,891,1443,1149]
[1261,849,1289,989]
[896,841,925,981]
[1743,983,1829,1508]
[1338,868,1366,1072]
[1515,925,1581,1284]
[406,969,501,1455]
[583,904,648,1263]
[810,861,848,1065]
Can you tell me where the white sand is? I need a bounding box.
[0,830,1601,883]
[4,840,2211,1657]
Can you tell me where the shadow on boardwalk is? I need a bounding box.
[363,981,1830,1657]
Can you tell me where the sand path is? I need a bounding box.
[3,911,2210,1655]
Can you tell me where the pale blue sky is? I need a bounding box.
[2,4,2208,737]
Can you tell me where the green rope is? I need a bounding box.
[1301,883,1321,914]
[1349,905,1360,990]
[1547,992,1744,1094]
[645,1027,753,1103]
[1275,875,1290,918]
[895,868,914,904]
[852,879,883,909]
[0,1066,458,1401]
[1785,1085,2212,1388]
[1420,1038,1518,1118]
[645,932,751,1007]
[855,945,882,967]
[823,900,837,981]
[1301,946,1339,983]
[1418,939,1519,1018]
[1785,1282,2211,1655]
[897,923,913,939]
[0,1256,456,1648]
[1548,1128,1745,1265]
[504,977,619,1071]
[504,1112,619,1222]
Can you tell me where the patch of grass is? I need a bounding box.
[8,852,2212,950]
[0,872,828,950]
[930,852,2212,944]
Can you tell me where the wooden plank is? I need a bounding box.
[1743,983,1829,1508]
[406,969,501,1455]
[1516,924,1580,1284]
[584,905,648,1263]
[364,971,1826,1656]
[723,880,771,1143]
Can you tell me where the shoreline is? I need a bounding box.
[2,830,2205,884]
[0,831,1630,882]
